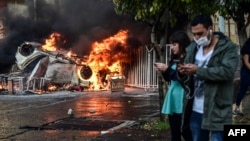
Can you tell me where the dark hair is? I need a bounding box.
[169,31,191,61]
[190,14,213,29]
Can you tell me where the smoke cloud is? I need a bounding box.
[0,0,151,72]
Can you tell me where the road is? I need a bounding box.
[0,87,160,141]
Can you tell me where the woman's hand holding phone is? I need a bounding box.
[154,62,168,72]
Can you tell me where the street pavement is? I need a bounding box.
[233,79,250,124]
[0,87,160,141]
[0,82,250,141]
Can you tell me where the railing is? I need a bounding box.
[125,44,171,91]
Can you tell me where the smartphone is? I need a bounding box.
[173,59,184,65]
[173,59,181,63]
[154,63,159,66]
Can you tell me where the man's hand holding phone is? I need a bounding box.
[178,63,197,74]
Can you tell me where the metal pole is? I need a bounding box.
[218,16,225,34]
[165,44,171,65]
[145,45,154,90]
[218,0,225,34]
[34,0,37,21]
[228,19,231,38]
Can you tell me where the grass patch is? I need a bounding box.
[140,117,170,131]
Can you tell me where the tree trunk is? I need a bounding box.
[152,10,170,121]
[237,24,248,47]
[151,26,166,121]
[236,14,250,48]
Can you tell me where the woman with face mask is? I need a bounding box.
[177,14,239,141]
[154,31,192,141]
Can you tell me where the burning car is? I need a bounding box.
[1,30,129,94]
[4,41,93,94]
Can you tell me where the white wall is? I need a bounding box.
[7,2,29,18]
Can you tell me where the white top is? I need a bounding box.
[192,46,213,113]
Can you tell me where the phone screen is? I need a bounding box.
[173,59,180,63]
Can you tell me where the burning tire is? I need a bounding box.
[79,65,92,79]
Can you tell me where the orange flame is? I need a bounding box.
[41,30,130,91]
[48,84,57,91]
[42,32,64,51]
[80,29,129,90]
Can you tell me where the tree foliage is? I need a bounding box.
[223,0,250,45]
[113,0,220,28]
[113,0,250,40]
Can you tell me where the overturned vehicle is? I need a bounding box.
[0,30,129,94]
[2,41,93,94]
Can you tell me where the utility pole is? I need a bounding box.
[34,0,37,21]
[218,16,225,34]
[218,0,225,34]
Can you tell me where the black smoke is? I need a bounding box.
[0,0,151,73]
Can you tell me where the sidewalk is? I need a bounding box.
[233,78,250,124]
[90,115,170,141]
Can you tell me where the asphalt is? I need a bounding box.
[0,79,250,141]
[0,87,161,141]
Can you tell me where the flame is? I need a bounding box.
[48,84,57,91]
[40,30,130,91]
[42,32,65,51]
[67,50,72,57]
[80,30,129,90]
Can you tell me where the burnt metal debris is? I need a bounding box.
[1,41,92,94]
[0,41,125,94]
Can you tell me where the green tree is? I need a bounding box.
[223,0,250,46]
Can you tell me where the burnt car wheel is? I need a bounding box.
[80,65,92,79]
[19,43,35,56]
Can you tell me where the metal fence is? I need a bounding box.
[125,44,171,91]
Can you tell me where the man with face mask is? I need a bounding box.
[177,14,239,141]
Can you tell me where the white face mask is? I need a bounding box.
[194,30,212,47]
